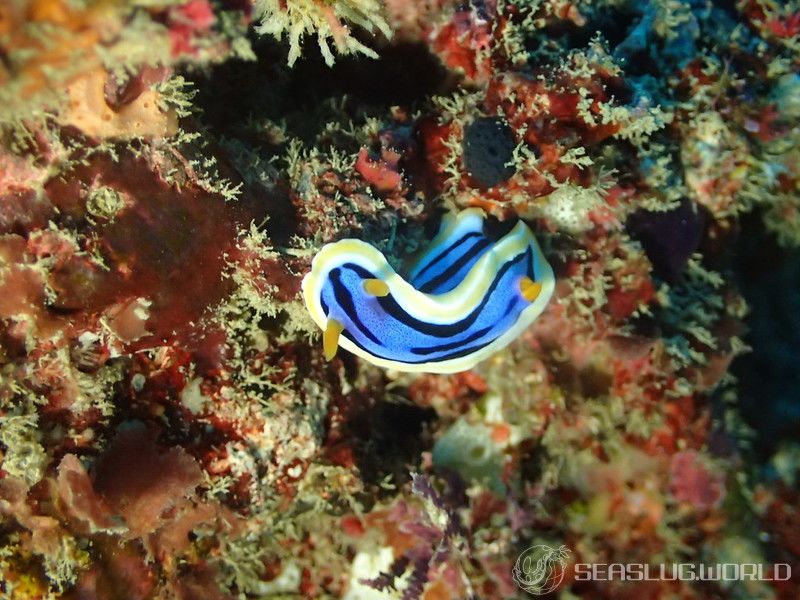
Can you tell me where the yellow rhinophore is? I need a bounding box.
[324,318,344,361]
[363,279,390,297]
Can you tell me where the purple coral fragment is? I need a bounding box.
[627,198,708,282]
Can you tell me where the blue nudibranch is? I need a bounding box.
[302,209,555,373]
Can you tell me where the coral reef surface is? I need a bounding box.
[1,0,799,599]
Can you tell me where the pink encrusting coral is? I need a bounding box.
[1,0,799,598]
[669,450,726,511]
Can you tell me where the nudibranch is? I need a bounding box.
[301,209,555,373]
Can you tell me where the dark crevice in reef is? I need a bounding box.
[286,41,457,109]
[190,36,455,139]
[542,6,638,51]
[186,36,456,234]
[732,211,800,458]
[355,398,437,487]
[330,391,437,490]
[710,0,740,20]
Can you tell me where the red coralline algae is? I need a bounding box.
[409,371,488,416]
[485,70,622,146]
[669,450,726,511]
[428,5,495,84]
[55,454,120,535]
[42,153,249,347]
[150,500,232,562]
[168,0,217,56]
[354,147,404,193]
[0,189,54,235]
[72,538,157,600]
[92,427,202,538]
[766,13,800,39]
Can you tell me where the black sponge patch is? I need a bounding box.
[462,117,517,188]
